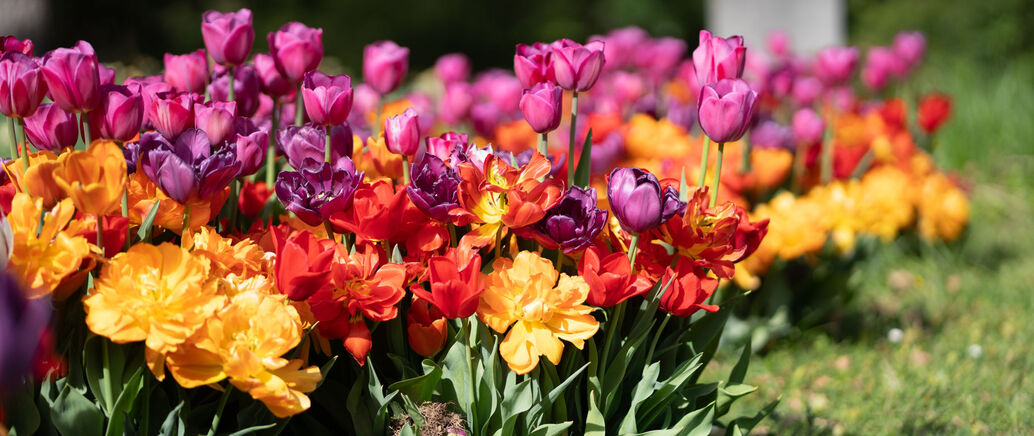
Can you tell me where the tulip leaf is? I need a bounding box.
[83,334,128,416]
[497,378,534,436]
[638,354,704,428]
[7,380,40,436]
[224,423,277,436]
[105,368,143,436]
[726,397,779,436]
[602,319,653,420]
[137,200,161,242]
[585,390,607,436]
[399,393,426,429]
[529,422,573,436]
[629,401,714,436]
[679,168,690,202]
[388,364,442,403]
[572,129,594,188]
[46,380,104,436]
[729,337,752,385]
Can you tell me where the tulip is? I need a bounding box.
[238,180,271,218]
[434,53,470,84]
[384,107,420,156]
[658,258,719,317]
[147,91,200,140]
[363,40,409,95]
[208,65,261,117]
[40,42,100,113]
[597,26,649,70]
[124,75,171,131]
[0,36,33,56]
[437,82,473,126]
[193,100,237,145]
[233,119,267,176]
[406,154,460,222]
[551,39,605,92]
[893,31,926,72]
[469,102,500,138]
[52,140,127,216]
[519,186,608,253]
[918,93,951,134]
[519,81,563,134]
[253,53,294,100]
[607,167,685,235]
[270,227,335,301]
[97,64,115,86]
[163,49,208,94]
[472,70,522,113]
[749,119,793,150]
[23,103,78,151]
[200,8,254,66]
[122,141,140,174]
[791,76,823,107]
[692,30,746,87]
[814,46,859,86]
[635,37,686,81]
[301,70,353,127]
[862,47,905,91]
[88,84,143,142]
[421,131,468,163]
[578,246,652,308]
[513,42,555,88]
[697,78,757,144]
[274,160,363,226]
[412,247,483,319]
[0,271,51,393]
[0,52,47,118]
[792,108,825,146]
[277,123,353,171]
[406,295,447,357]
[138,129,242,203]
[767,30,791,58]
[268,22,324,83]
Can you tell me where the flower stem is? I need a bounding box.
[374,101,383,138]
[644,313,671,364]
[17,118,27,174]
[227,66,235,101]
[820,105,834,184]
[95,214,104,257]
[80,112,92,148]
[538,132,547,156]
[792,141,807,194]
[740,138,751,173]
[494,226,502,259]
[401,155,410,185]
[599,301,626,378]
[206,386,232,436]
[627,232,640,270]
[324,125,332,163]
[228,179,240,233]
[556,250,567,273]
[567,91,579,186]
[697,137,711,188]
[100,338,114,413]
[463,317,478,432]
[181,204,192,247]
[6,116,17,159]
[295,83,304,126]
[448,224,457,247]
[266,102,279,187]
[710,142,725,206]
[323,221,336,243]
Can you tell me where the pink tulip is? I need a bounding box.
[234,118,267,176]
[893,31,926,72]
[596,26,649,70]
[697,78,758,143]
[636,37,686,81]
[792,107,824,146]
[0,36,33,56]
[301,70,353,127]
[692,30,746,87]
[814,46,859,86]
[513,42,555,88]
[24,103,79,151]
[434,53,471,84]
[551,39,606,92]
[519,82,563,134]
[438,82,473,125]
[163,49,208,94]
[267,22,324,83]
[88,84,143,142]
[473,70,522,114]
[348,83,379,129]
[253,53,294,100]
[201,8,254,66]
[861,47,903,91]
[194,100,237,145]
[610,71,646,106]
[124,75,171,131]
[363,40,409,95]
[208,65,261,117]
[0,52,47,118]
[767,30,791,58]
[791,76,823,107]
[384,107,420,155]
[147,91,200,139]
[40,41,101,113]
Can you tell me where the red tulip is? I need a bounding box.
[918,93,952,134]
[270,227,336,301]
[658,258,719,318]
[411,246,483,319]
[147,91,200,139]
[578,246,652,308]
[238,180,271,218]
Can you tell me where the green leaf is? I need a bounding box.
[717,384,758,417]
[317,354,338,388]
[638,354,704,428]
[389,363,442,403]
[603,319,653,419]
[632,401,714,436]
[572,129,594,187]
[46,380,104,436]
[105,368,144,436]
[7,381,40,436]
[399,423,419,436]
[159,401,186,436]
[498,378,535,435]
[529,422,574,436]
[726,397,779,435]
[399,393,426,429]
[83,335,128,415]
[584,390,606,436]
[137,200,161,242]
[679,168,690,202]
[225,423,277,436]
[729,337,752,385]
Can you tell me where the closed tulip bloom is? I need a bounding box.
[692,30,746,87]
[23,103,78,151]
[363,40,409,95]
[513,43,555,88]
[893,31,926,71]
[384,107,420,155]
[275,160,363,226]
[406,154,460,222]
[597,26,649,70]
[52,140,127,216]
[147,91,200,140]
[163,49,208,94]
[791,76,823,107]
[253,53,294,99]
[918,93,952,134]
[607,167,685,234]
[473,70,522,113]
[194,100,237,145]
[88,84,143,142]
[697,78,758,143]
[406,296,447,357]
[277,123,353,171]
[520,186,608,253]
[201,8,254,66]
[208,65,261,117]
[138,129,242,203]
[519,82,563,134]
[233,119,268,176]
[636,37,687,81]
[551,39,605,92]
[862,47,904,91]
[268,22,323,83]
[792,108,825,146]
[434,53,470,84]
[0,53,46,118]
[301,70,353,126]
[814,46,859,85]
[124,75,171,130]
[0,36,33,56]
[437,82,473,126]
[40,42,100,113]
[97,64,116,86]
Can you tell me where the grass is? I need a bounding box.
[707,58,1034,434]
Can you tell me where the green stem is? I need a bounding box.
[599,301,626,378]
[295,83,304,126]
[494,226,502,259]
[323,221,336,243]
[17,119,27,174]
[697,137,711,188]
[80,112,92,147]
[100,338,114,413]
[644,313,671,364]
[851,148,875,180]
[820,106,834,184]
[324,125,332,163]
[141,375,150,434]
[401,155,410,185]
[227,66,235,101]
[374,101,383,138]
[448,224,457,247]
[228,179,240,233]
[6,116,16,160]
[206,386,232,436]
[266,102,279,187]
[538,132,547,156]
[121,189,129,251]
[181,204,192,247]
[567,91,579,186]
[556,250,567,273]
[627,232,640,270]
[710,143,725,206]
[463,318,478,433]
[740,138,751,173]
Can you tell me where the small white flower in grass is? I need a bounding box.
[967,344,983,359]
[887,328,904,344]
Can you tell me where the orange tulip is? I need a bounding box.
[52,140,127,216]
[406,294,447,358]
[3,150,65,209]
[7,193,95,300]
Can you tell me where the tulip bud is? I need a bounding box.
[384,108,420,155]
[200,8,254,66]
[697,78,758,144]
[163,49,208,94]
[434,53,470,84]
[692,30,746,87]
[23,103,78,151]
[792,108,825,146]
[363,40,409,95]
[406,295,447,358]
[301,70,353,127]
[267,22,324,83]
[253,53,294,100]
[0,36,33,56]
[97,64,116,86]
[0,52,47,118]
[147,91,201,140]
[40,42,101,113]
[861,46,905,91]
[551,39,606,92]
[814,46,859,86]
[519,82,563,134]
[607,167,685,234]
[194,100,237,145]
[918,93,951,134]
[513,43,555,88]
[88,84,143,142]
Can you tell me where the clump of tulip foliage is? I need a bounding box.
[0,8,966,436]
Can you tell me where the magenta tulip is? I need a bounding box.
[513,42,555,88]
[301,70,353,127]
[0,36,33,56]
[40,42,101,113]
[814,46,859,86]
[861,47,903,91]
[124,75,172,131]
[267,22,323,83]
[0,52,47,118]
[697,78,758,144]
[437,82,473,126]
[233,118,267,176]
[253,53,294,100]
[88,84,143,142]
[692,30,746,87]
[636,37,686,81]
[163,49,208,94]
[23,103,78,151]
[893,31,926,72]
[473,70,522,114]
[791,76,823,107]
[597,26,649,70]
[384,107,420,156]
[201,8,254,66]
[363,40,409,95]
[208,65,260,117]
[194,100,237,145]
[147,91,200,139]
[792,108,825,146]
[434,53,471,84]
[551,39,605,92]
[519,82,563,134]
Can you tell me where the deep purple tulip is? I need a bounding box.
[814,46,859,86]
[138,129,242,203]
[201,8,254,66]
[749,119,793,150]
[363,40,409,95]
[0,271,50,395]
[607,167,685,234]
[513,42,555,89]
[551,39,605,92]
[438,82,473,126]
[233,118,267,176]
[0,52,47,118]
[523,186,608,253]
[23,103,78,151]
[267,22,324,83]
[88,84,143,142]
[791,76,823,107]
[406,154,460,222]
[277,123,353,171]
[208,64,260,117]
[253,53,294,100]
[434,53,470,84]
[163,49,208,94]
[893,31,926,72]
[301,70,353,126]
[384,107,420,156]
[697,78,758,144]
[148,91,201,140]
[519,81,563,134]
[0,36,33,56]
[792,108,825,146]
[40,41,100,113]
[194,100,237,145]
[636,37,687,81]
[275,160,362,226]
[123,140,141,174]
[692,30,746,87]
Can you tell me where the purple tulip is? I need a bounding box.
[208,64,261,117]
[233,118,267,176]
[138,129,242,203]
[148,91,201,140]
[438,82,473,126]
[275,160,362,226]
[363,40,409,95]
[697,78,758,144]
[791,76,823,107]
[861,47,904,91]
[814,46,859,86]
[596,26,649,70]
[636,37,687,81]
[301,70,353,127]
[0,36,33,56]
[122,140,141,174]
[40,41,101,113]
[406,154,460,222]
[591,131,623,174]
[163,49,208,94]
[792,108,825,146]
[201,8,254,66]
[519,81,563,134]
[522,186,607,253]
[692,30,746,87]
[607,167,685,234]
[268,22,324,83]
[434,53,471,84]
[0,52,47,118]
[384,107,420,156]
[194,100,237,145]
[0,271,50,395]
[749,119,793,150]
[551,39,605,92]
[253,53,294,100]
[513,42,555,89]
[88,84,143,142]
[665,99,698,133]
[893,31,926,72]
[277,123,353,171]
[23,103,79,151]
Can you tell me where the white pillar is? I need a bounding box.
[706,0,846,54]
